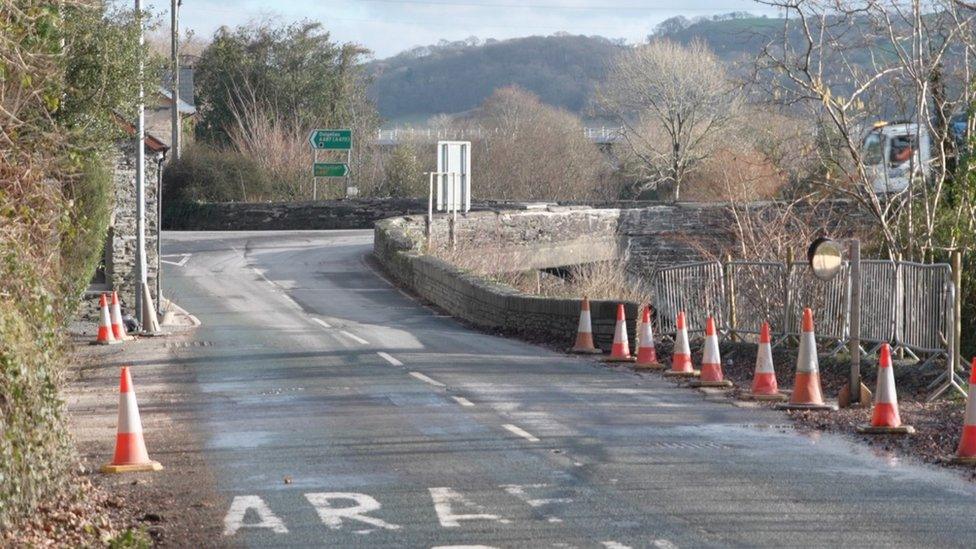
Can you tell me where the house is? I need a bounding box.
[88,64,195,313]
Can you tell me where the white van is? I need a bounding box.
[861,122,931,194]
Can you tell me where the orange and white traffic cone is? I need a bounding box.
[777,308,836,410]
[95,293,120,345]
[742,322,786,401]
[857,343,914,434]
[664,311,698,377]
[953,359,976,464]
[691,316,732,388]
[110,291,130,341]
[603,304,636,363]
[569,296,601,354]
[101,367,162,473]
[634,305,662,370]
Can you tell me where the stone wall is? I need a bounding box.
[163,198,432,231]
[373,215,639,349]
[372,201,864,346]
[107,140,161,310]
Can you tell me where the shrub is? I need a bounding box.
[379,143,428,198]
[163,145,273,203]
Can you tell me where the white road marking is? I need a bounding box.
[223,495,288,536]
[652,541,678,548]
[339,330,369,345]
[452,396,475,407]
[601,543,630,549]
[500,484,571,523]
[312,318,332,329]
[251,266,278,287]
[432,546,499,549]
[160,253,192,267]
[304,492,400,531]
[410,372,446,387]
[502,424,540,442]
[428,487,510,528]
[377,352,403,366]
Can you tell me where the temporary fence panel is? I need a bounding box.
[652,261,725,335]
[785,262,850,342]
[859,260,899,346]
[726,261,787,336]
[899,261,952,355]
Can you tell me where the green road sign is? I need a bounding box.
[308,129,352,150]
[312,162,350,177]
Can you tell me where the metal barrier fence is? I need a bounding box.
[860,260,899,349]
[899,262,952,357]
[725,261,786,336]
[652,261,725,335]
[650,257,954,362]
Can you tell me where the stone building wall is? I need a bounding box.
[107,140,161,311]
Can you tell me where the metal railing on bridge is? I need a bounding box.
[375,126,625,145]
[646,256,960,399]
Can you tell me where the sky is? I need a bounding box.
[137,0,780,59]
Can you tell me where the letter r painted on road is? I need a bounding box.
[223,495,289,536]
[304,492,401,531]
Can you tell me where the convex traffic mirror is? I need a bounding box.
[807,237,844,281]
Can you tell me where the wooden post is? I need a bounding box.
[848,239,862,404]
[783,248,794,342]
[953,250,962,375]
[725,253,736,341]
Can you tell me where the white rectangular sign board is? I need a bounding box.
[436,141,471,213]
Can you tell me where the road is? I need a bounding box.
[162,230,976,548]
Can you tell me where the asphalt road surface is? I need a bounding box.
[162,230,976,548]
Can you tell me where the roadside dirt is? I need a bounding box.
[62,317,228,547]
[648,336,975,480]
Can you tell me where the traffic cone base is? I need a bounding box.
[776,401,838,411]
[101,461,163,474]
[663,369,700,378]
[690,379,733,388]
[856,424,915,435]
[740,391,788,402]
[634,361,665,371]
[603,355,637,363]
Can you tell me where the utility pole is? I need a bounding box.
[170,0,181,160]
[135,0,146,322]
[135,0,161,334]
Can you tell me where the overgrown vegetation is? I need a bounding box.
[0,0,153,528]
[167,20,381,202]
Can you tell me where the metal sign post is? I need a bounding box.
[848,240,862,404]
[308,129,352,200]
[808,236,863,405]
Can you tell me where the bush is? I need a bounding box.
[379,143,427,198]
[0,245,75,527]
[163,145,273,203]
[60,159,114,318]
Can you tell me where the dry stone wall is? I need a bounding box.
[373,211,642,349]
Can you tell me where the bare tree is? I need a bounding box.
[460,86,611,201]
[756,0,976,258]
[597,39,742,201]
